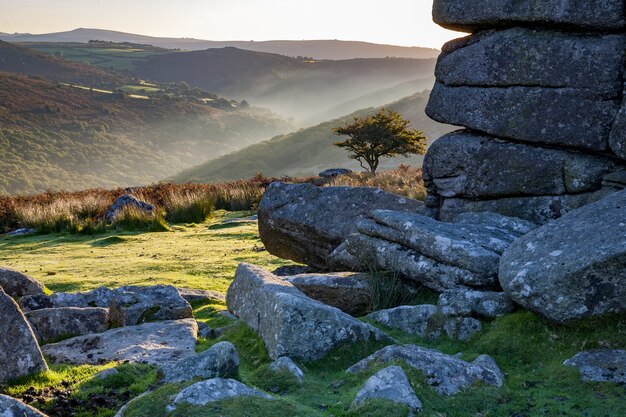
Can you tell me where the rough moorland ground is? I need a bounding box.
[1,212,625,417]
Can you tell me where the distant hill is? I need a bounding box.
[0,73,292,195]
[0,40,130,88]
[171,91,454,183]
[0,28,440,59]
[131,47,436,121]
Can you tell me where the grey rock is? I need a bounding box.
[168,378,272,411]
[0,394,48,417]
[269,357,305,384]
[218,310,238,320]
[432,0,626,31]
[348,345,504,395]
[327,240,367,271]
[442,317,483,342]
[426,82,620,151]
[351,366,421,412]
[564,350,626,383]
[105,195,155,222]
[198,323,238,339]
[0,288,48,382]
[177,288,225,304]
[25,307,109,341]
[226,263,389,360]
[602,170,626,189]
[42,319,198,366]
[285,272,373,316]
[161,341,239,383]
[108,285,193,327]
[438,289,516,318]
[499,189,626,322]
[343,233,496,291]
[609,104,626,160]
[94,368,120,380]
[319,168,353,178]
[452,212,538,236]
[423,131,619,198]
[19,286,115,311]
[272,265,318,276]
[258,182,423,269]
[436,29,625,98]
[0,267,45,299]
[5,228,36,236]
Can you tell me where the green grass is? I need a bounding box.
[31,46,171,71]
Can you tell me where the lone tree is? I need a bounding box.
[333,108,427,175]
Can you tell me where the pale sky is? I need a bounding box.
[0,0,461,48]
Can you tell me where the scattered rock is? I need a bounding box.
[94,368,120,380]
[25,307,109,341]
[319,168,353,178]
[258,182,423,269]
[348,345,504,395]
[564,350,626,383]
[226,263,389,360]
[6,228,36,236]
[351,366,421,413]
[499,189,626,322]
[105,195,155,222]
[108,285,193,327]
[0,394,49,417]
[438,289,515,318]
[269,357,305,384]
[0,288,48,382]
[0,267,45,299]
[177,288,225,304]
[42,319,198,366]
[19,286,115,311]
[161,341,239,383]
[167,378,272,411]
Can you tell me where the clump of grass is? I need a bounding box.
[163,191,215,224]
[328,164,426,200]
[366,268,414,312]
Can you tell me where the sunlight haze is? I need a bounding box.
[0,0,461,48]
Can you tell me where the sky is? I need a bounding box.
[0,0,461,49]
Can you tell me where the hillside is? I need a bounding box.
[172,91,454,183]
[131,47,436,120]
[0,28,441,59]
[0,73,292,195]
[0,40,130,88]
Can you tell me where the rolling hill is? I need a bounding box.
[0,28,441,59]
[0,73,292,195]
[171,90,454,183]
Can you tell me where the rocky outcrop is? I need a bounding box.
[257,182,423,269]
[0,395,49,417]
[167,378,272,411]
[351,366,422,413]
[226,263,389,360]
[424,2,626,223]
[161,341,239,383]
[0,267,45,299]
[108,285,193,327]
[499,190,626,322]
[564,350,626,383]
[25,307,109,341]
[0,288,48,382]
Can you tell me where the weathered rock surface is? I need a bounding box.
[226,263,389,360]
[500,190,626,322]
[272,265,319,276]
[351,366,421,412]
[432,0,626,31]
[0,289,48,382]
[438,289,515,318]
[42,319,198,366]
[269,357,304,384]
[161,341,239,383]
[348,345,504,395]
[284,272,373,316]
[319,168,352,178]
[451,212,538,236]
[167,378,272,411]
[426,82,620,151]
[25,307,109,341]
[19,286,115,311]
[609,105,626,160]
[563,350,626,383]
[109,285,192,327]
[0,394,49,417]
[105,194,155,222]
[177,288,225,304]
[0,267,45,299]
[424,131,618,198]
[257,182,422,269]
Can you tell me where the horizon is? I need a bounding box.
[1,0,461,49]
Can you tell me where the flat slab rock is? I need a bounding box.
[177,288,225,304]
[25,307,109,342]
[167,378,272,411]
[500,189,626,322]
[564,350,626,383]
[226,263,389,360]
[109,285,192,326]
[161,341,239,383]
[19,286,115,311]
[352,366,421,412]
[42,319,198,366]
[438,289,515,318]
[0,267,44,299]
[348,344,504,396]
[0,394,48,417]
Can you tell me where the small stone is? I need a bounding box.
[161,341,239,383]
[0,394,49,416]
[438,289,516,318]
[167,378,272,411]
[94,368,120,380]
[177,288,225,304]
[0,267,45,299]
[269,357,305,384]
[108,285,193,327]
[351,366,421,413]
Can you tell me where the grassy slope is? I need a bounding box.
[1,212,625,417]
[172,91,455,183]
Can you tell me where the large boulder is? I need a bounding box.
[424,131,619,199]
[25,307,109,341]
[108,285,193,327]
[563,350,626,383]
[499,189,626,322]
[42,319,198,366]
[0,267,45,299]
[19,286,115,311]
[432,0,626,31]
[351,366,422,413]
[0,395,49,417]
[161,341,239,383]
[257,182,423,269]
[0,288,48,382]
[167,378,272,411]
[348,344,504,395]
[226,263,389,360]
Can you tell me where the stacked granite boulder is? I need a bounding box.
[424,0,626,224]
